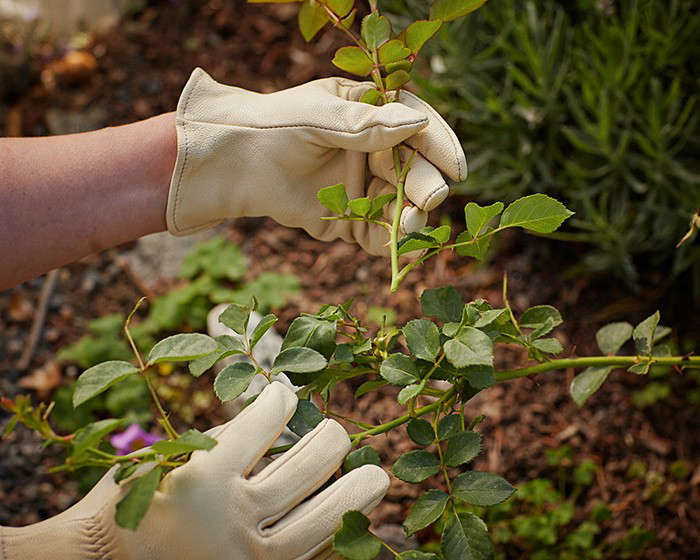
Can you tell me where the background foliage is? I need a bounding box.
[381,0,699,286]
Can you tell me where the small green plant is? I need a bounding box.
[58,235,299,369]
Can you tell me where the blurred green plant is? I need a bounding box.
[58,236,299,369]
[456,455,655,559]
[383,0,700,287]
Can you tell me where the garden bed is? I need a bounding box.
[1,1,697,558]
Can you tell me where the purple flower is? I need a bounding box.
[110,424,162,455]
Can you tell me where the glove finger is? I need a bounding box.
[397,89,468,182]
[249,419,350,522]
[369,146,450,211]
[203,382,297,475]
[316,82,428,152]
[262,465,389,559]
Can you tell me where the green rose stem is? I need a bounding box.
[390,150,417,292]
[318,0,418,293]
[266,354,700,456]
[495,355,700,381]
[394,225,507,286]
[124,297,179,440]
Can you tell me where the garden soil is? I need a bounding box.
[1,1,698,558]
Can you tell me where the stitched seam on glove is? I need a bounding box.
[176,118,428,136]
[171,69,200,233]
[422,182,448,210]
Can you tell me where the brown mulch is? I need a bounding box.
[1,1,698,558]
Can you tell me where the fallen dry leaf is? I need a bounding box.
[18,362,62,399]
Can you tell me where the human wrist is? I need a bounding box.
[138,111,177,233]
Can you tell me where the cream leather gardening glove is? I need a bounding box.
[0,383,389,560]
[167,68,467,254]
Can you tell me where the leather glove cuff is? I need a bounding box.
[167,68,230,236]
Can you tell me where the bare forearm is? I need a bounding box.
[0,113,176,289]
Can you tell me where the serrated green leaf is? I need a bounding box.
[355,380,388,398]
[359,88,382,105]
[453,471,516,506]
[115,466,162,530]
[73,361,139,407]
[499,194,574,233]
[250,314,278,350]
[72,418,124,458]
[334,343,354,363]
[368,192,396,219]
[596,322,634,355]
[628,361,652,375]
[405,20,442,52]
[431,0,488,22]
[407,418,435,446]
[287,399,324,437]
[532,337,563,355]
[218,302,253,336]
[348,197,372,217]
[380,353,421,386]
[420,286,462,323]
[440,512,493,560]
[318,183,349,215]
[282,315,337,359]
[569,366,613,406]
[520,305,562,334]
[404,490,449,536]
[444,327,493,369]
[271,347,327,375]
[403,319,441,362]
[188,335,246,378]
[361,12,391,50]
[398,382,425,404]
[633,311,660,356]
[445,431,482,467]
[392,450,440,483]
[398,232,440,256]
[113,463,138,483]
[465,201,504,238]
[298,0,328,42]
[473,308,508,328]
[333,46,374,76]
[147,333,218,366]
[455,230,492,261]
[385,60,413,73]
[437,414,461,441]
[386,70,411,90]
[343,446,381,473]
[326,0,353,18]
[379,39,411,65]
[461,365,495,389]
[333,510,382,560]
[213,362,257,402]
[428,225,452,243]
[151,429,217,455]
